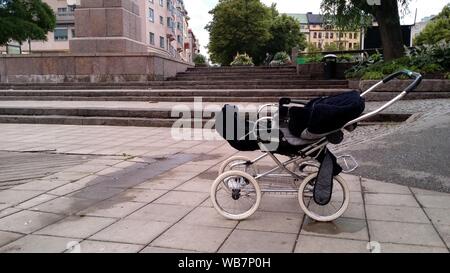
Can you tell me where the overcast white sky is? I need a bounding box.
[184,0,450,57]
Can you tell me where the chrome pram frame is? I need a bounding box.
[211,70,423,222]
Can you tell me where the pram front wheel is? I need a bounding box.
[211,170,261,220]
[298,173,350,222]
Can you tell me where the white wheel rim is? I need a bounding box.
[298,173,350,222]
[211,170,261,220]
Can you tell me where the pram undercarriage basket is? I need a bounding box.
[211,70,423,222]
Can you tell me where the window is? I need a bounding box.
[149,8,154,22]
[349,43,353,49]
[325,32,329,39]
[330,32,334,39]
[160,36,165,48]
[159,0,163,6]
[177,35,182,43]
[150,32,155,45]
[160,16,164,25]
[349,33,352,39]
[71,29,75,38]
[54,28,68,41]
[318,32,322,39]
[354,32,358,39]
[313,32,317,39]
[57,7,67,14]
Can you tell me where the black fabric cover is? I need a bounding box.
[313,150,342,206]
[289,91,365,137]
[215,104,260,151]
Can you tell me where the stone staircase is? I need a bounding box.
[0,66,347,90]
[0,66,438,127]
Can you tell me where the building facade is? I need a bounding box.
[287,12,362,51]
[4,0,198,63]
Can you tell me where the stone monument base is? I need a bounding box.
[0,52,192,83]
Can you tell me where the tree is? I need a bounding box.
[321,0,410,61]
[206,0,306,65]
[193,53,208,66]
[306,42,320,53]
[414,5,450,46]
[206,0,272,65]
[323,41,348,51]
[264,14,307,56]
[0,0,56,46]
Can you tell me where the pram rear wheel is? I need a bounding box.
[211,170,261,220]
[298,173,350,222]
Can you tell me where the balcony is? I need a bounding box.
[56,12,75,24]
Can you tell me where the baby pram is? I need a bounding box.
[212,70,423,222]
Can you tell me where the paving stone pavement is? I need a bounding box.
[0,124,449,253]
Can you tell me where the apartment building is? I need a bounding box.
[287,12,362,51]
[5,0,198,62]
[143,0,194,62]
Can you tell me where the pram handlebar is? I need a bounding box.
[382,69,423,93]
[345,70,423,128]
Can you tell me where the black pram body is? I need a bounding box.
[215,90,365,156]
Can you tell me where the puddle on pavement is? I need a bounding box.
[190,153,222,163]
[302,217,366,236]
[69,153,199,211]
[198,170,219,180]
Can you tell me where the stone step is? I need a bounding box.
[0,89,351,97]
[0,114,179,127]
[0,110,410,128]
[186,66,297,72]
[0,93,448,102]
[169,74,311,81]
[0,84,348,90]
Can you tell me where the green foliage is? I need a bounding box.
[230,52,254,66]
[206,0,306,65]
[337,54,356,63]
[321,0,411,60]
[193,54,207,66]
[273,52,291,62]
[446,72,450,80]
[414,6,450,46]
[361,71,384,80]
[0,0,56,45]
[346,41,450,79]
[407,41,450,70]
[270,51,291,66]
[320,0,410,31]
[323,42,339,52]
[304,54,323,64]
[305,42,320,53]
[265,14,307,56]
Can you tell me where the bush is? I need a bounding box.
[361,71,384,80]
[270,51,291,66]
[346,42,450,79]
[446,72,450,80]
[421,64,444,74]
[230,53,254,66]
[193,54,207,66]
[304,54,323,64]
[337,54,357,63]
